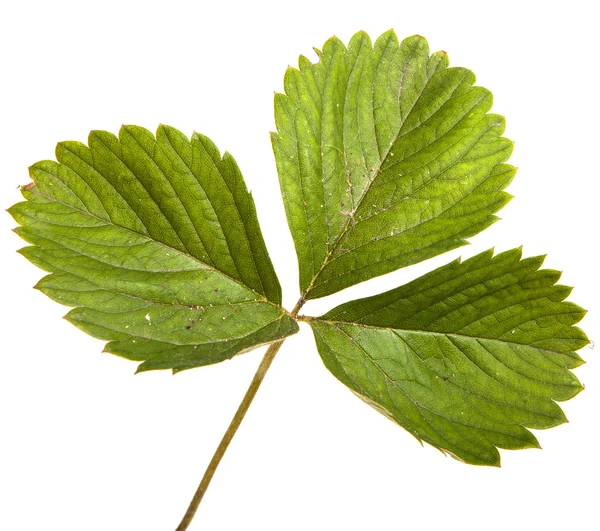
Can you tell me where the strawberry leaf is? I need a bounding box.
[9,125,298,372]
[273,30,514,299]
[309,248,588,465]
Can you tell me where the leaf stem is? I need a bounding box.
[175,296,306,530]
[174,339,285,530]
[290,296,305,317]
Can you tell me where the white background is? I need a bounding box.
[1,1,598,530]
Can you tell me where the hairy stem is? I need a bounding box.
[175,298,304,530]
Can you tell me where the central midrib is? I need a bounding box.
[303,40,445,299]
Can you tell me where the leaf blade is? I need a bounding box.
[309,248,588,465]
[273,30,515,299]
[10,125,297,372]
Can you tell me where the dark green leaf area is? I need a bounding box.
[9,126,297,372]
[273,30,515,299]
[310,248,588,465]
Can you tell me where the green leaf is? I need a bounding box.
[309,248,588,466]
[272,30,514,299]
[9,125,298,373]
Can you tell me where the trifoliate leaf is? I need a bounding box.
[309,248,588,465]
[9,125,298,373]
[273,30,514,299]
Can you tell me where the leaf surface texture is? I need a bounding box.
[273,30,515,299]
[10,125,297,372]
[310,249,588,465]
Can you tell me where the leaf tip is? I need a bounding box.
[573,381,585,398]
[380,27,397,37]
[401,33,429,50]
[482,449,502,468]
[32,278,45,292]
[352,29,371,39]
[157,123,182,142]
[134,363,149,375]
[155,123,166,137]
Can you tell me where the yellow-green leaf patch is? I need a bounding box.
[273,31,514,299]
